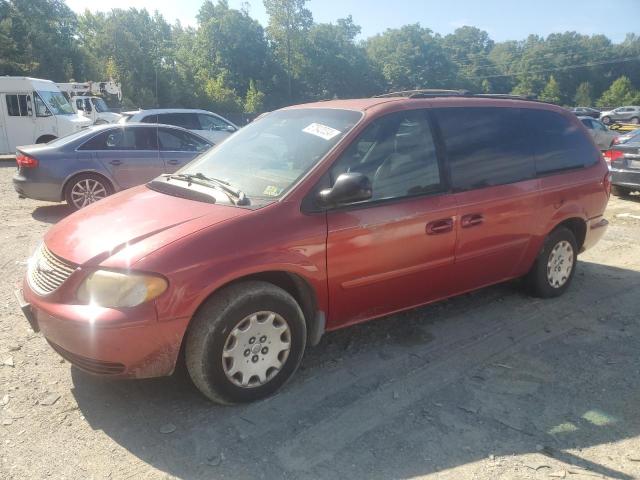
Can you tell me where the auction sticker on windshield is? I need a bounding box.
[303,123,341,140]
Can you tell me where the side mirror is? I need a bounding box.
[318,172,372,207]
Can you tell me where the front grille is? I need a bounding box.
[27,243,76,295]
[48,341,125,375]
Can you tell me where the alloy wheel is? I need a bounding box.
[70,178,108,209]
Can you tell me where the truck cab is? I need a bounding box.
[0,77,91,154]
[72,95,122,124]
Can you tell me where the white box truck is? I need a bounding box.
[56,81,123,124]
[0,77,92,154]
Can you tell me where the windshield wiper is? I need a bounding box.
[164,172,249,205]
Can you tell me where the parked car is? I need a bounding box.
[0,77,92,155]
[600,106,640,125]
[578,116,618,150]
[605,138,640,196]
[16,94,610,404]
[570,106,600,118]
[613,127,640,145]
[120,108,238,144]
[12,123,212,210]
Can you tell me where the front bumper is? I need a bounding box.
[19,279,190,378]
[581,216,609,252]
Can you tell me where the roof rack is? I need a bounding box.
[373,90,547,103]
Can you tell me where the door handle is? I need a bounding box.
[109,160,122,166]
[426,218,454,235]
[167,159,179,165]
[461,213,484,228]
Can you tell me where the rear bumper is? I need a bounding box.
[22,278,190,378]
[581,216,609,252]
[13,172,63,202]
[611,168,640,189]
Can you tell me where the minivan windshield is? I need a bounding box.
[177,108,362,202]
[36,90,75,115]
[93,97,109,113]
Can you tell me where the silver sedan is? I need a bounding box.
[12,123,213,210]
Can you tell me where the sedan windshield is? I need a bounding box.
[37,91,75,115]
[178,108,362,201]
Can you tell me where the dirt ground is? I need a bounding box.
[1,161,640,480]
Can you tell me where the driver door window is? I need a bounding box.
[198,114,233,131]
[330,110,442,202]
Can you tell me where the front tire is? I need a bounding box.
[185,281,307,405]
[526,227,577,298]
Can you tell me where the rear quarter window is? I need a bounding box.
[523,109,599,175]
[433,107,535,191]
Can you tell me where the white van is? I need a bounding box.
[0,77,92,155]
[71,96,121,124]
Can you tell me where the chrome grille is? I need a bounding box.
[27,244,76,295]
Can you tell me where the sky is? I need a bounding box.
[64,0,640,43]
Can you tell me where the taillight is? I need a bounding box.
[602,149,623,164]
[16,152,38,168]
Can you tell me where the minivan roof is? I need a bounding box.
[0,76,58,91]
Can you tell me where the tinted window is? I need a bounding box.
[434,107,535,191]
[158,128,211,152]
[6,94,31,117]
[331,110,442,201]
[523,109,599,174]
[198,114,233,131]
[580,118,593,129]
[79,128,158,150]
[141,114,158,124]
[157,113,200,130]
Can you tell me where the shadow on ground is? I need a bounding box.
[31,204,72,224]
[70,261,640,479]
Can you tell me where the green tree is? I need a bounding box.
[573,81,593,106]
[539,75,561,104]
[597,76,640,107]
[263,0,313,101]
[244,79,265,114]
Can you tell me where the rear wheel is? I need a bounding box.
[185,281,307,404]
[64,173,113,210]
[601,116,611,125]
[526,227,577,298]
[630,117,639,125]
[611,185,631,197]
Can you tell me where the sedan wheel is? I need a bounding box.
[65,174,112,210]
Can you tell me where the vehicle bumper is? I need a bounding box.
[581,216,609,252]
[18,279,190,378]
[611,168,640,189]
[13,172,63,202]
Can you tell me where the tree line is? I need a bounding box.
[1,0,639,118]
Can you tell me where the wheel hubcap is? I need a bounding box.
[546,240,574,288]
[70,179,107,208]
[222,311,291,388]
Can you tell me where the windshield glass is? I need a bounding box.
[37,91,75,115]
[93,98,109,113]
[178,108,362,201]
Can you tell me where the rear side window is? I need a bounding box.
[523,109,599,174]
[434,107,535,191]
[6,94,32,117]
[79,128,158,150]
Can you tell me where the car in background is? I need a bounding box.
[600,106,640,125]
[13,123,212,210]
[72,96,122,124]
[606,137,640,197]
[578,116,618,150]
[613,127,640,145]
[570,107,600,118]
[120,108,238,144]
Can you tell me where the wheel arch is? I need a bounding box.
[35,134,57,144]
[551,216,587,251]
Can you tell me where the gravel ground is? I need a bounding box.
[1,162,640,480]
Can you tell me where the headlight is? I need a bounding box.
[77,270,167,308]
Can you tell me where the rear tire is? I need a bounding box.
[601,116,611,125]
[64,173,113,210]
[611,185,631,197]
[630,117,639,125]
[526,227,577,298]
[185,281,307,405]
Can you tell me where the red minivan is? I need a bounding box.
[17,92,610,404]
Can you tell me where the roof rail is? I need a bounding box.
[373,89,469,98]
[373,90,549,104]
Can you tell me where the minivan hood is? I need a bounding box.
[44,186,250,266]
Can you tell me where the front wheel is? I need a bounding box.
[526,227,577,298]
[185,281,307,404]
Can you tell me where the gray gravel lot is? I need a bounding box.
[1,162,640,479]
